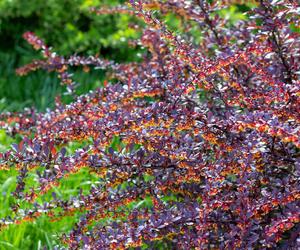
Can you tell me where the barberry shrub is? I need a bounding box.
[0,0,299,249]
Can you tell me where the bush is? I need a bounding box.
[0,0,299,249]
[0,0,134,57]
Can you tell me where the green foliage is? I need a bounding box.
[0,50,108,111]
[0,0,140,111]
[0,0,133,56]
[0,130,15,152]
[0,131,98,249]
[0,166,99,249]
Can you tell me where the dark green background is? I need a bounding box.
[0,0,141,111]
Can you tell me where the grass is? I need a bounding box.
[0,169,99,250]
[0,47,107,248]
[0,131,144,249]
[0,51,106,112]
[0,137,100,249]
[0,42,119,248]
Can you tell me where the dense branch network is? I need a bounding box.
[0,0,299,249]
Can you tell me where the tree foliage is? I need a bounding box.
[0,0,299,249]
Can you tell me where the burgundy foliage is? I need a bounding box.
[0,0,300,249]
